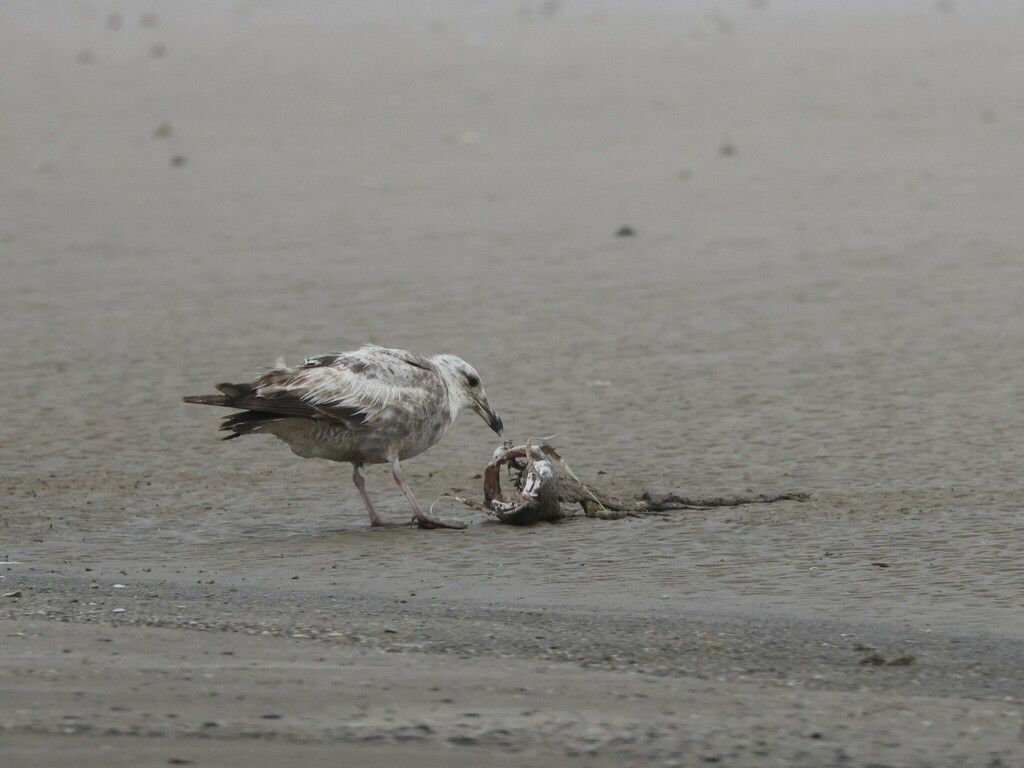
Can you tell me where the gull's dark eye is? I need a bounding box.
[465,373,480,388]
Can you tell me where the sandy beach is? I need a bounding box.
[2,1,1023,765]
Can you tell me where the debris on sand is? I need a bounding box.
[446,439,808,525]
[859,648,916,667]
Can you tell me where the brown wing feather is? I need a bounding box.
[243,368,368,427]
[184,345,438,431]
[185,378,366,426]
[250,346,440,427]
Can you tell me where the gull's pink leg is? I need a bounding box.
[352,463,384,527]
[391,459,466,530]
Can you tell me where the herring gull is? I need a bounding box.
[183,344,503,529]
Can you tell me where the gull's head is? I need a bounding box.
[433,354,503,436]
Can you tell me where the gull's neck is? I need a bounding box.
[431,357,467,422]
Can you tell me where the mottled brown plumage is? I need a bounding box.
[184,344,502,529]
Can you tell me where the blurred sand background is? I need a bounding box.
[2,1,1023,766]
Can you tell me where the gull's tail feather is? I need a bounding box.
[182,394,230,407]
[215,382,255,398]
[182,382,256,408]
[184,382,286,440]
[218,410,283,440]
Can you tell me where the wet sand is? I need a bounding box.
[2,2,1023,765]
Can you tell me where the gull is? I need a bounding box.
[183,344,503,529]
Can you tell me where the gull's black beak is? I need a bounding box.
[473,396,503,436]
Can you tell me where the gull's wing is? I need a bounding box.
[225,345,441,429]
